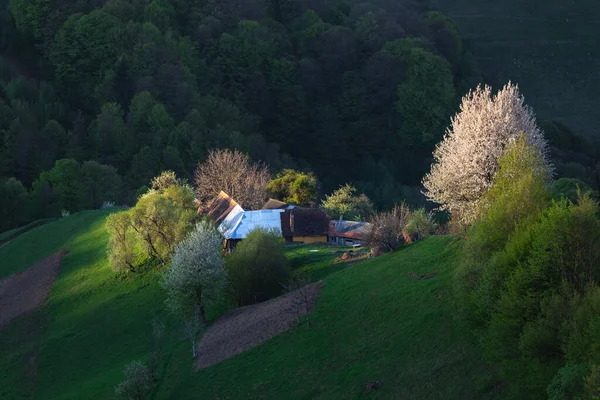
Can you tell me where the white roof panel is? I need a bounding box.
[228,209,284,239]
[218,205,245,239]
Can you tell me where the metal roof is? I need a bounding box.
[220,209,284,240]
[328,220,372,239]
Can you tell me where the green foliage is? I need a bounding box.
[106,171,195,269]
[106,211,138,273]
[81,161,123,209]
[551,178,593,203]
[584,365,600,399]
[547,364,588,400]
[0,177,28,231]
[225,228,290,306]
[265,169,317,206]
[457,137,551,321]
[114,360,153,400]
[45,158,85,213]
[385,38,455,146]
[321,184,374,221]
[404,208,438,237]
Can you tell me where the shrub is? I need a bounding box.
[365,203,410,251]
[404,208,438,238]
[225,228,290,305]
[114,360,153,400]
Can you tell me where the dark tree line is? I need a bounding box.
[0,0,596,232]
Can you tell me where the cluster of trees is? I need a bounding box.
[424,82,600,398]
[0,0,483,228]
[0,158,123,231]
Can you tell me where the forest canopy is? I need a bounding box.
[0,0,597,232]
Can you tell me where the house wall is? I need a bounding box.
[292,236,327,244]
[327,236,364,246]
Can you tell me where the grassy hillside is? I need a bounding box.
[432,0,600,136]
[0,211,501,399]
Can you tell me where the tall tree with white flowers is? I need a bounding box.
[422,82,552,225]
[162,222,227,325]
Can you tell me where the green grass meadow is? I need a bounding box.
[0,211,501,399]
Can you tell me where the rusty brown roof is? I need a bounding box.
[262,198,289,210]
[281,208,330,237]
[206,191,240,225]
[328,220,372,239]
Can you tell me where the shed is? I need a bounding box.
[280,208,330,244]
[328,220,372,246]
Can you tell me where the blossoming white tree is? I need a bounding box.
[422,82,552,225]
[162,222,227,325]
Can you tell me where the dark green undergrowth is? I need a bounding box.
[0,212,502,399]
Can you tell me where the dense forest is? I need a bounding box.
[0,0,598,231]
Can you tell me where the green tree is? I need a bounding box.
[321,184,374,221]
[88,102,130,169]
[106,211,138,273]
[51,10,123,108]
[265,169,317,206]
[81,161,123,209]
[384,38,455,147]
[46,158,85,213]
[0,177,28,231]
[225,228,290,306]
[457,137,551,320]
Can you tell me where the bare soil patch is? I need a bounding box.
[196,281,323,370]
[0,250,66,329]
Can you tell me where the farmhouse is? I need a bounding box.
[328,219,372,247]
[205,192,331,249]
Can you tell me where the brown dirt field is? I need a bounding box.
[196,281,323,370]
[0,250,66,330]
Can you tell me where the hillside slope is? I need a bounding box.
[432,0,600,136]
[0,212,501,399]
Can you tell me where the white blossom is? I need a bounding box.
[422,82,552,225]
[162,222,227,316]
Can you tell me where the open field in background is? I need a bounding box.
[433,0,600,136]
[0,212,501,399]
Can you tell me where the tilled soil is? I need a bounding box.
[196,281,323,370]
[0,250,66,329]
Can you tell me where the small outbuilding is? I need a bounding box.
[328,220,372,247]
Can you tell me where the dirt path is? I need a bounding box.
[196,281,323,370]
[0,250,66,329]
[0,240,11,250]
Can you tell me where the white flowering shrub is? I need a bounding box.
[422,82,552,225]
[61,209,70,217]
[161,222,227,322]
